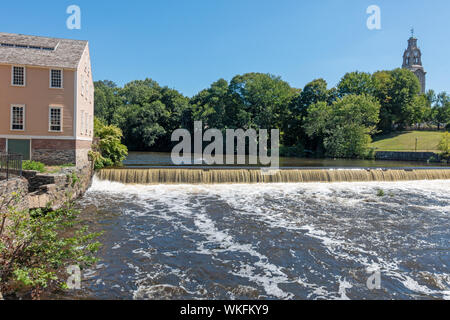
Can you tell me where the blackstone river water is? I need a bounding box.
[66,177,450,300]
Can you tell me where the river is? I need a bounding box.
[66,174,450,300]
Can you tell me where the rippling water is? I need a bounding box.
[72,178,450,300]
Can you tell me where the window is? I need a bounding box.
[11,105,25,131]
[12,66,25,86]
[50,69,63,88]
[49,107,62,132]
[85,113,89,135]
[80,111,84,135]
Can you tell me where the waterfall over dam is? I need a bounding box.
[97,168,450,185]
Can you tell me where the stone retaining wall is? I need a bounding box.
[0,177,29,212]
[0,165,93,212]
[375,151,441,162]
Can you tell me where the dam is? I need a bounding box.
[97,167,450,184]
[57,152,450,300]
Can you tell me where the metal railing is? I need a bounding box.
[0,153,23,181]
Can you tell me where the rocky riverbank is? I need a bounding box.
[0,165,93,213]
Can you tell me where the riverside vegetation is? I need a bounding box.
[0,193,102,299]
[94,69,450,160]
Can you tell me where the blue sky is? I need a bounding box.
[1,0,449,97]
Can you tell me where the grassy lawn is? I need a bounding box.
[371,131,446,152]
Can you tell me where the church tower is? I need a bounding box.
[402,30,426,93]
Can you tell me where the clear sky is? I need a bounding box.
[1,0,449,97]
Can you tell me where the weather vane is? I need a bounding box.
[411,27,415,38]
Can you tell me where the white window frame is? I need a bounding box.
[89,115,93,136]
[49,69,64,89]
[11,66,26,87]
[49,106,63,132]
[80,111,84,135]
[85,112,89,135]
[10,104,26,131]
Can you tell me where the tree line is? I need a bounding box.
[94,69,450,159]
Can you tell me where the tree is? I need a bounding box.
[304,94,381,158]
[228,73,297,131]
[109,78,190,151]
[404,94,432,127]
[372,68,421,131]
[190,79,230,130]
[337,71,375,97]
[94,81,123,124]
[90,118,128,169]
[430,92,450,130]
[438,132,450,160]
[285,79,334,150]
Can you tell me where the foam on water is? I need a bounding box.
[79,177,450,300]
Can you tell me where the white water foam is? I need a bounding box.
[86,177,450,299]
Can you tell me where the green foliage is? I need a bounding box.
[377,189,385,197]
[304,94,380,158]
[428,91,450,130]
[22,161,45,173]
[228,73,297,130]
[280,143,305,158]
[0,199,102,298]
[90,118,128,169]
[95,79,190,151]
[438,132,450,159]
[338,72,375,97]
[94,69,445,159]
[372,68,422,131]
[68,172,79,187]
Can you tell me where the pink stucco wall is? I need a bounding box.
[0,64,75,137]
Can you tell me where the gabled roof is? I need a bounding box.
[0,32,88,69]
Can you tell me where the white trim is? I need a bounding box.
[10,104,26,131]
[74,71,78,138]
[11,65,26,87]
[48,106,64,132]
[49,68,64,89]
[0,135,92,141]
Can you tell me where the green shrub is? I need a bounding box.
[280,143,305,158]
[0,199,102,299]
[90,117,128,170]
[377,189,385,197]
[22,161,45,173]
[438,132,450,159]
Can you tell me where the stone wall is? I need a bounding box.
[0,177,29,213]
[31,139,77,166]
[375,151,441,162]
[0,165,93,212]
[75,140,92,168]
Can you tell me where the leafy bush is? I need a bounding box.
[280,143,305,158]
[438,132,450,159]
[90,117,128,170]
[22,160,45,173]
[0,195,102,299]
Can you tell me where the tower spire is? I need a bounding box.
[402,32,426,93]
